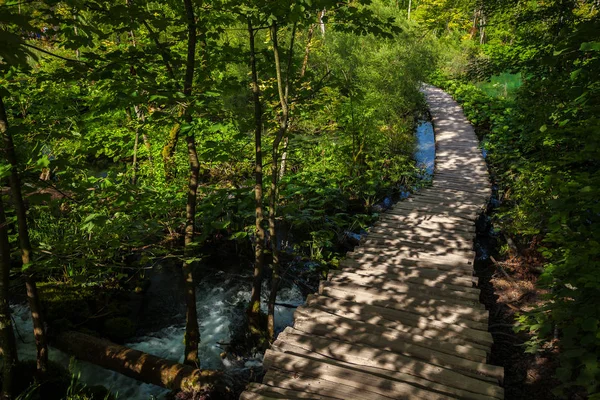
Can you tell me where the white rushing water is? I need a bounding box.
[11,279,304,399]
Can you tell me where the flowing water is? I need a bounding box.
[10,118,436,399]
[11,278,303,399]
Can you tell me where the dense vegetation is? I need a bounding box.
[1,0,599,398]
[0,0,435,398]
[420,0,600,397]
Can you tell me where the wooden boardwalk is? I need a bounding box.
[240,86,504,400]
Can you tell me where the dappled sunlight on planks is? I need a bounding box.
[239,85,503,400]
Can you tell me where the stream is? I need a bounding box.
[10,118,436,399]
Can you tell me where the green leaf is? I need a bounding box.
[580,42,600,52]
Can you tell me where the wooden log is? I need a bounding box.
[54,331,223,392]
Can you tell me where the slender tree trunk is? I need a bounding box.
[408,0,412,20]
[278,136,289,181]
[299,22,315,78]
[182,0,200,367]
[162,120,181,179]
[0,94,48,377]
[247,20,266,338]
[134,105,152,164]
[0,197,18,400]
[125,8,152,178]
[131,127,140,185]
[267,23,295,341]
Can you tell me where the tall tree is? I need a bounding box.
[246,18,266,341]
[0,195,18,399]
[0,94,48,376]
[267,20,296,341]
[182,0,201,367]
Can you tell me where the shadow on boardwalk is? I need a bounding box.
[239,85,504,400]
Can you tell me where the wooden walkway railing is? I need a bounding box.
[240,86,504,400]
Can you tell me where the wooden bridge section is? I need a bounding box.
[240,86,504,399]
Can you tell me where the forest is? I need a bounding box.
[0,0,598,399]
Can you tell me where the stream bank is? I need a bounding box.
[8,117,436,400]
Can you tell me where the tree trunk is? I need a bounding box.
[131,126,140,185]
[299,22,315,78]
[54,331,223,391]
[162,120,181,179]
[0,94,48,376]
[267,23,295,341]
[0,197,18,399]
[247,20,266,339]
[182,0,200,367]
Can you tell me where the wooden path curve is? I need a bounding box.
[240,86,504,400]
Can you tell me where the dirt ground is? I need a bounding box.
[475,218,567,400]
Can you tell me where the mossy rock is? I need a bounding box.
[103,317,135,342]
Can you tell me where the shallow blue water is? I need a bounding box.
[414,120,435,177]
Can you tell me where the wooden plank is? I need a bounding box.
[294,305,489,353]
[318,282,489,323]
[319,280,485,310]
[345,253,474,274]
[387,204,479,220]
[373,218,476,234]
[330,267,478,293]
[414,190,489,202]
[280,322,500,380]
[244,383,341,400]
[361,235,474,252]
[272,340,500,400]
[363,233,474,250]
[239,392,279,400]
[305,295,493,343]
[367,225,476,242]
[369,221,477,237]
[404,195,486,209]
[382,207,478,222]
[377,214,477,232]
[263,369,393,400]
[416,187,490,201]
[264,350,455,400]
[338,258,475,287]
[275,330,502,397]
[327,271,481,301]
[351,247,475,266]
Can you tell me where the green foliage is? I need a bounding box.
[0,0,434,391]
[431,0,600,394]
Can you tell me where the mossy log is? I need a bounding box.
[54,331,223,391]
